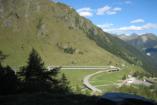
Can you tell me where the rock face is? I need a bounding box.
[97,92,157,105]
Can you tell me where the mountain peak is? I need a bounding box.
[130,33,139,36]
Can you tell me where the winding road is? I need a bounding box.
[49,66,120,93]
[83,67,120,93]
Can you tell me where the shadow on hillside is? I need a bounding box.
[1,92,157,105]
[0,92,98,105]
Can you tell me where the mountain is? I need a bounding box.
[0,0,156,73]
[118,33,157,48]
[118,33,157,63]
[118,33,138,41]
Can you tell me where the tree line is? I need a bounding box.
[0,49,70,95]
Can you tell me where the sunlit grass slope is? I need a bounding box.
[0,0,127,68]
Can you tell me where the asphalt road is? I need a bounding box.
[83,67,120,93]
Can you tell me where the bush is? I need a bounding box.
[64,47,75,54]
[0,51,7,63]
[122,75,127,80]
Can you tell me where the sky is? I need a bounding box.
[56,0,157,35]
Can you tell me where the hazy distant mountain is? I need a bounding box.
[118,33,157,63]
[118,33,139,41]
[0,0,156,73]
[119,33,157,48]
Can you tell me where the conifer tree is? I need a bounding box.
[19,49,60,93]
[59,73,71,92]
[0,51,18,95]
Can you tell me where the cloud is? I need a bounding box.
[49,0,58,2]
[77,8,93,17]
[130,19,145,24]
[77,6,122,17]
[97,23,114,28]
[124,0,132,4]
[96,6,111,15]
[96,5,122,15]
[119,26,143,31]
[119,23,157,31]
[142,23,157,29]
[97,23,114,32]
[97,23,157,34]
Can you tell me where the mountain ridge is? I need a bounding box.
[117,33,157,65]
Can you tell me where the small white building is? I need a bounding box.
[124,75,152,87]
[47,66,53,71]
[146,53,151,56]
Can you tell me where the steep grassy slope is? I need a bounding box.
[0,0,127,68]
[0,0,156,73]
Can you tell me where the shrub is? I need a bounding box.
[64,47,75,54]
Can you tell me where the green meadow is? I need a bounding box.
[61,69,98,87]
[59,65,144,92]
